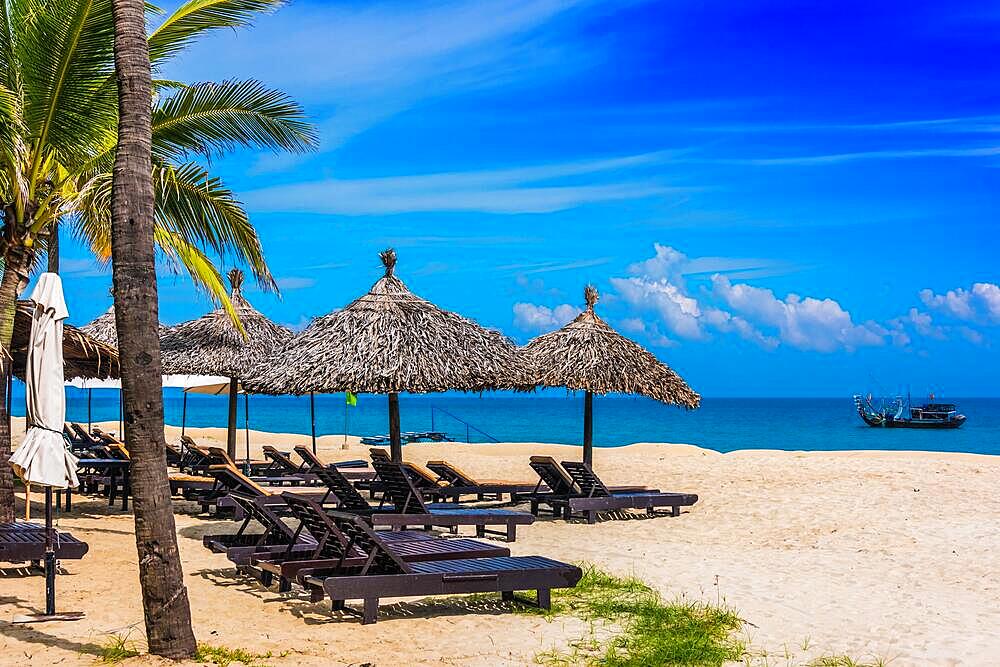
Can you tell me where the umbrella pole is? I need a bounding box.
[44,487,55,615]
[583,390,594,467]
[87,388,92,430]
[181,390,187,440]
[310,392,316,454]
[227,378,238,460]
[244,393,250,467]
[388,392,402,462]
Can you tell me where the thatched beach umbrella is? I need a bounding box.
[159,269,292,458]
[245,249,533,461]
[523,285,700,467]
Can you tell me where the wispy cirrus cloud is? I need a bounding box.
[169,0,625,153]
[243,152,687,215]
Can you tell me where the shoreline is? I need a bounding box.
[19,416,998,463]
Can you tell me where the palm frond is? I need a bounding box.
[152,79,316,162]
[152,161,276,291]
[154,226,243,333]
[17,0,118,178]
[148,0,285,64]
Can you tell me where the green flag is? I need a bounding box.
[345,391,357,407]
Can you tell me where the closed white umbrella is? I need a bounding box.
[11,273,78,488]
[9,272,82,622]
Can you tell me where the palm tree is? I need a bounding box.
[110,0,197,656]
[0,0,317,521]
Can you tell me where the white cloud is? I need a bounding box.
[711,275,885,352]
[512,302,580,333]
[243,153,684,215]
[275,276,316,291]
[610,276,705,340]
[920,282,1000,323]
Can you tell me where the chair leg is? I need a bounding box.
[278,577,291,593]
[506,524,516,542]
[260,571,273,587]
[501,591,514,602]
[530,500,538,515]
[310,587,324,603]
[362,597,379,624]
[331,599,345,611]
[671,505,680,517]
[476,525,485,538]
[587,510,597,525]
[537,588,551,609]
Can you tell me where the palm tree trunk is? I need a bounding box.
[110,0,196,658]
[0,247,35,523]
[47,221,59,273]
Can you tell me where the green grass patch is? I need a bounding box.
[96,632,140,664]
[194,643,274,667]
[521,565,747,666]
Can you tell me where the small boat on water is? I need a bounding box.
[853,394,967,429]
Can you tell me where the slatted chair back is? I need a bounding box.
[281,494,408,575]
[425,461,469,486]
[560,461,611,498]
[368,457,429,514]
[403,461,449,488]
[208,464,272,497]
[293,446,373,512]
[92,429,130,459]
[227,492,301,545]
[70,423,102,448]
[529,456,579,495]
[262,446,302,475]
[368,448,390,462]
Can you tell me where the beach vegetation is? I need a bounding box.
[194,643,275,667]
[0,0,316,522]
[524,564,748,666]
[96,631,141,664]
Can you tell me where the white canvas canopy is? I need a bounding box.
[10,273,78,489]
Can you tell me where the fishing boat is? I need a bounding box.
[853,394,966,429]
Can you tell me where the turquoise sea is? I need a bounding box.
[15,384,999,457]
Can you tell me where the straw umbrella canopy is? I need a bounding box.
[80,303,171,347]
[523,285,700,466]
[244,249,533,461]
[159,269,292,458]
[7,301,120,381]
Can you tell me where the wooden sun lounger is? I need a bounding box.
[249,493,509,592]
[368,457,534,541]
[525,457,697,523]
[284,495,581,624]
[204,447,306,487]
[0,521,89,564]
[425,460,539,501]
[291,447,374,481]
[187,463,333,515]
[294,446,532,541]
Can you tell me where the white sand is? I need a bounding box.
[2,418,998,666]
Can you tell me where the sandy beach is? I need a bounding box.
[2,419,998,666]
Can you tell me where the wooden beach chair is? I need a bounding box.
[0,521,89,565]
[526,456,697,523]
[295,446,533,541]
[249,494,509,592]
[204,447,305,486]
[284,495,581,624]
[368,456,534,541]
[188,463,332,514]
[425,460,538,501]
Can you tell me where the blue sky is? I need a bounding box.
[58,0,1000,397]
